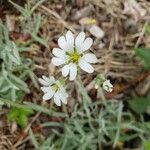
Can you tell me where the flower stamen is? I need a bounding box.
[67,50,81,63]
[52,84,59,91]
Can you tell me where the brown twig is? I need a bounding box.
[105,72,150,99]
[39,5,75,33]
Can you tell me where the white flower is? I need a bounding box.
[38,76,68,106]
[52,31,98,80]
[102,80,113,92]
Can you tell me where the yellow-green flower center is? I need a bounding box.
[52,84,59,91]
[67,50,81,63]
[51,80,64,91]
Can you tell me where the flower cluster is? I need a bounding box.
[39,31,113,106]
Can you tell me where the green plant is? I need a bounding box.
[29,100,145,150]
[128,96,150,114]
[0,21,33,102]
[135,47,150,70]
[8,107,34,128]
[9,0,48,48]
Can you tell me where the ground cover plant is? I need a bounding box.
[0,0,150,150]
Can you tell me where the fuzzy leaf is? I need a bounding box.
[144,140,150,150]
[135,47,150,70]
[128,96,150,113]
[8,107,34,128]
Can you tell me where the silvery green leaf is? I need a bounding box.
[0,100,4,105]
[0,22,9,44]
[33,14,42,35]
[8,73,30,93]
[29,71,39,89]
[31,32,48,48]
[2,64,8,77]
[31,0,46,13]
[11,88,17,101]
[0,77,4,88]
[8,54,20,65]
[9,73,28,88]
[0,85,11,92]
[9,0,30,18]
[12,42,21,63]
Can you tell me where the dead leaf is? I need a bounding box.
[6,15,16,32]
[71,5,93,21]
[48,62,56,75]
[89,25,105,39]
[135,75,150,96]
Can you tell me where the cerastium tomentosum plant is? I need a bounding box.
[39,31,113,106]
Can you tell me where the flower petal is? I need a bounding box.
[52,57,66,66]
[57,88,68,105]
[75,32,85,53]
[43,89,55,100]
[66,31,74,52]
[69,63,77,80]
[75,32,85,46]
[62,64,70,77]
[58,36,67,51]
[38,78,49,86]
[41,86,51,93]
[82,37,93,52]
[42,76,55,84]
[82,53,98,63]
[54,92,61,106]
[38,76,55,86]
[79,58,94,73]
[52,48,65,58]
[59,92,68,104]
[102,80,113,92]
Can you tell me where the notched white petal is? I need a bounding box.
[82,53,98,63]
[42,75,55,85]
[75,32,86,53]
[58,36,67,51]
[52,48,65,58]
[41,87,50,92]
[75,32,85,46]
[38,78,49,86]
[79,58,94,73]
[62,64,70,77]
[69,63,77,81]
[66,30,74,51]
[82,37,93,52]
[43,90,55,100]
[52,57,66,66]
[54,92,61,106]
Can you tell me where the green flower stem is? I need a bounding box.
[97,87,107,106]
[75,75,92,104]
[75,75,96,133]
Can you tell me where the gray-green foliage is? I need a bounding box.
[9,0,48,48]
[129,96,150,114]
[30,100,145,150]
[0,21,37,103]
[0,0,47,103]
[28,77,148,150]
